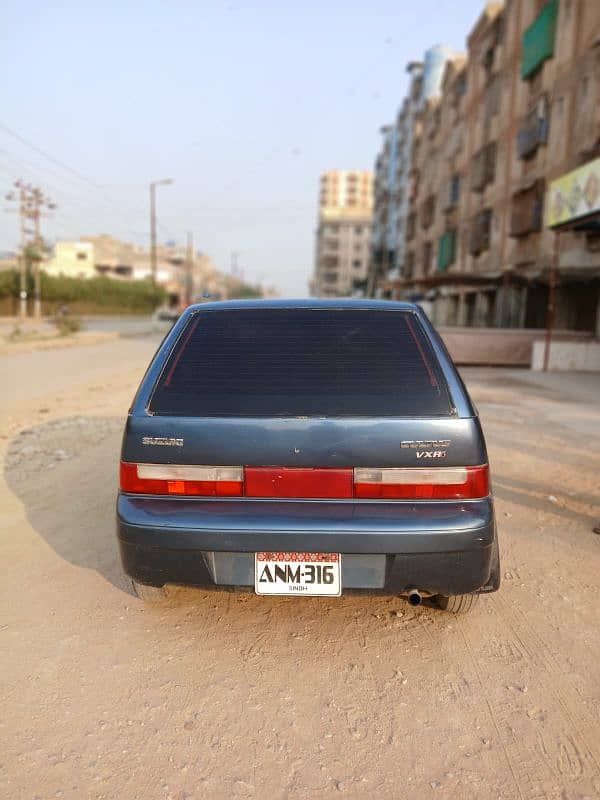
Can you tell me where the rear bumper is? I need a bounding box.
[117,494,498,595]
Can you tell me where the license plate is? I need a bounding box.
[255,552,341,596]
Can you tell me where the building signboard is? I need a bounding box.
[546,158,600,228]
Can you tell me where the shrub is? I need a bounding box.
[0,269,166,313]
[54,315,82,336]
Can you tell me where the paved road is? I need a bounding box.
[0,336,162,414]
[1,338,599,800]
[80,315,173,338]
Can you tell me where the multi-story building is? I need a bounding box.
[43,241,96,280]
[311,170,373,297]
[43,235,222,304]
[367,45,456,294]
[379,0,600,335]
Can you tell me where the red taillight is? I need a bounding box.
[353,465,489,500]
[244,467,353,499]
[119,462,243,497]
[120,463,489,500]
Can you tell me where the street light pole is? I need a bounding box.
[185,231,194,306]
[149,178,173,284]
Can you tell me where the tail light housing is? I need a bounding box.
[353,465,489,500]
[119,463,243,496]
[120,463,489,500]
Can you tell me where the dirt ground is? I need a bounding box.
[1,337,599,800]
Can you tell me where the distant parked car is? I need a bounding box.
[117,299,499,613]
[152,306,180,324]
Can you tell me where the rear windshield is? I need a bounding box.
[149,309,453,417]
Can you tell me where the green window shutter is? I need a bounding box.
[521,0,559,79]
[437,231,456,271]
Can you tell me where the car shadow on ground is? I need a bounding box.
[4,414,133,595]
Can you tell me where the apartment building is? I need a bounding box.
[374,0,600,336]
[311,171,373,297]
[367,45,456,295]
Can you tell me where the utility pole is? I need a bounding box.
[31,188,56,318]
[149,178,173,284]
[543,231,561,372]
[184,231,194,306]
[5,180,55,320]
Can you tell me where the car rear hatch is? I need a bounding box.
[119,305,493,590]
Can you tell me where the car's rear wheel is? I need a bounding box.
[131,579,168,604]
[436,593,479,614]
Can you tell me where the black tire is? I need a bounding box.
[131,579,168,604]
[437,593,480,614]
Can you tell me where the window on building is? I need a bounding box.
[410,168,420,201]
[423,241,433,274]
[482,15,504,80]
[469,210,493,255]
[510,180,545,237]
[421,195,436,229]
[403,251,415,279]
[76,251,87,260]
[354,226,363,235]
[453,74,467,107]
[444,174,461,210]
[521,0,559,80]
[471,143,497,192]
[430,107,441,139]
[437,230,457,271]
[517,96,549,158]
[581,76,590,100]
[406,212,416,241]
[485,74,502,119]
[352,259,363,269]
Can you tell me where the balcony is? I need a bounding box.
[471,143,497,192]
[469,210,492,256]
[510,180,544,237]
[517,102,549,159]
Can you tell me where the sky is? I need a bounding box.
[0,0,486,296]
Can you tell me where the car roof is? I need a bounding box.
[186,298,419,313]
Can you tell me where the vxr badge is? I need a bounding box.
[401,439,450,459]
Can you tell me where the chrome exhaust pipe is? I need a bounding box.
[407,589,422,606]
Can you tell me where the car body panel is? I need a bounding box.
[122,415,487,468]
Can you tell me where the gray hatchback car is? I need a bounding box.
[117,299,499,612]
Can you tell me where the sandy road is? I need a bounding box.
[1,337,599,800]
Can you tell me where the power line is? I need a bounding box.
[0,134,178,243]
[0,122,104,190]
